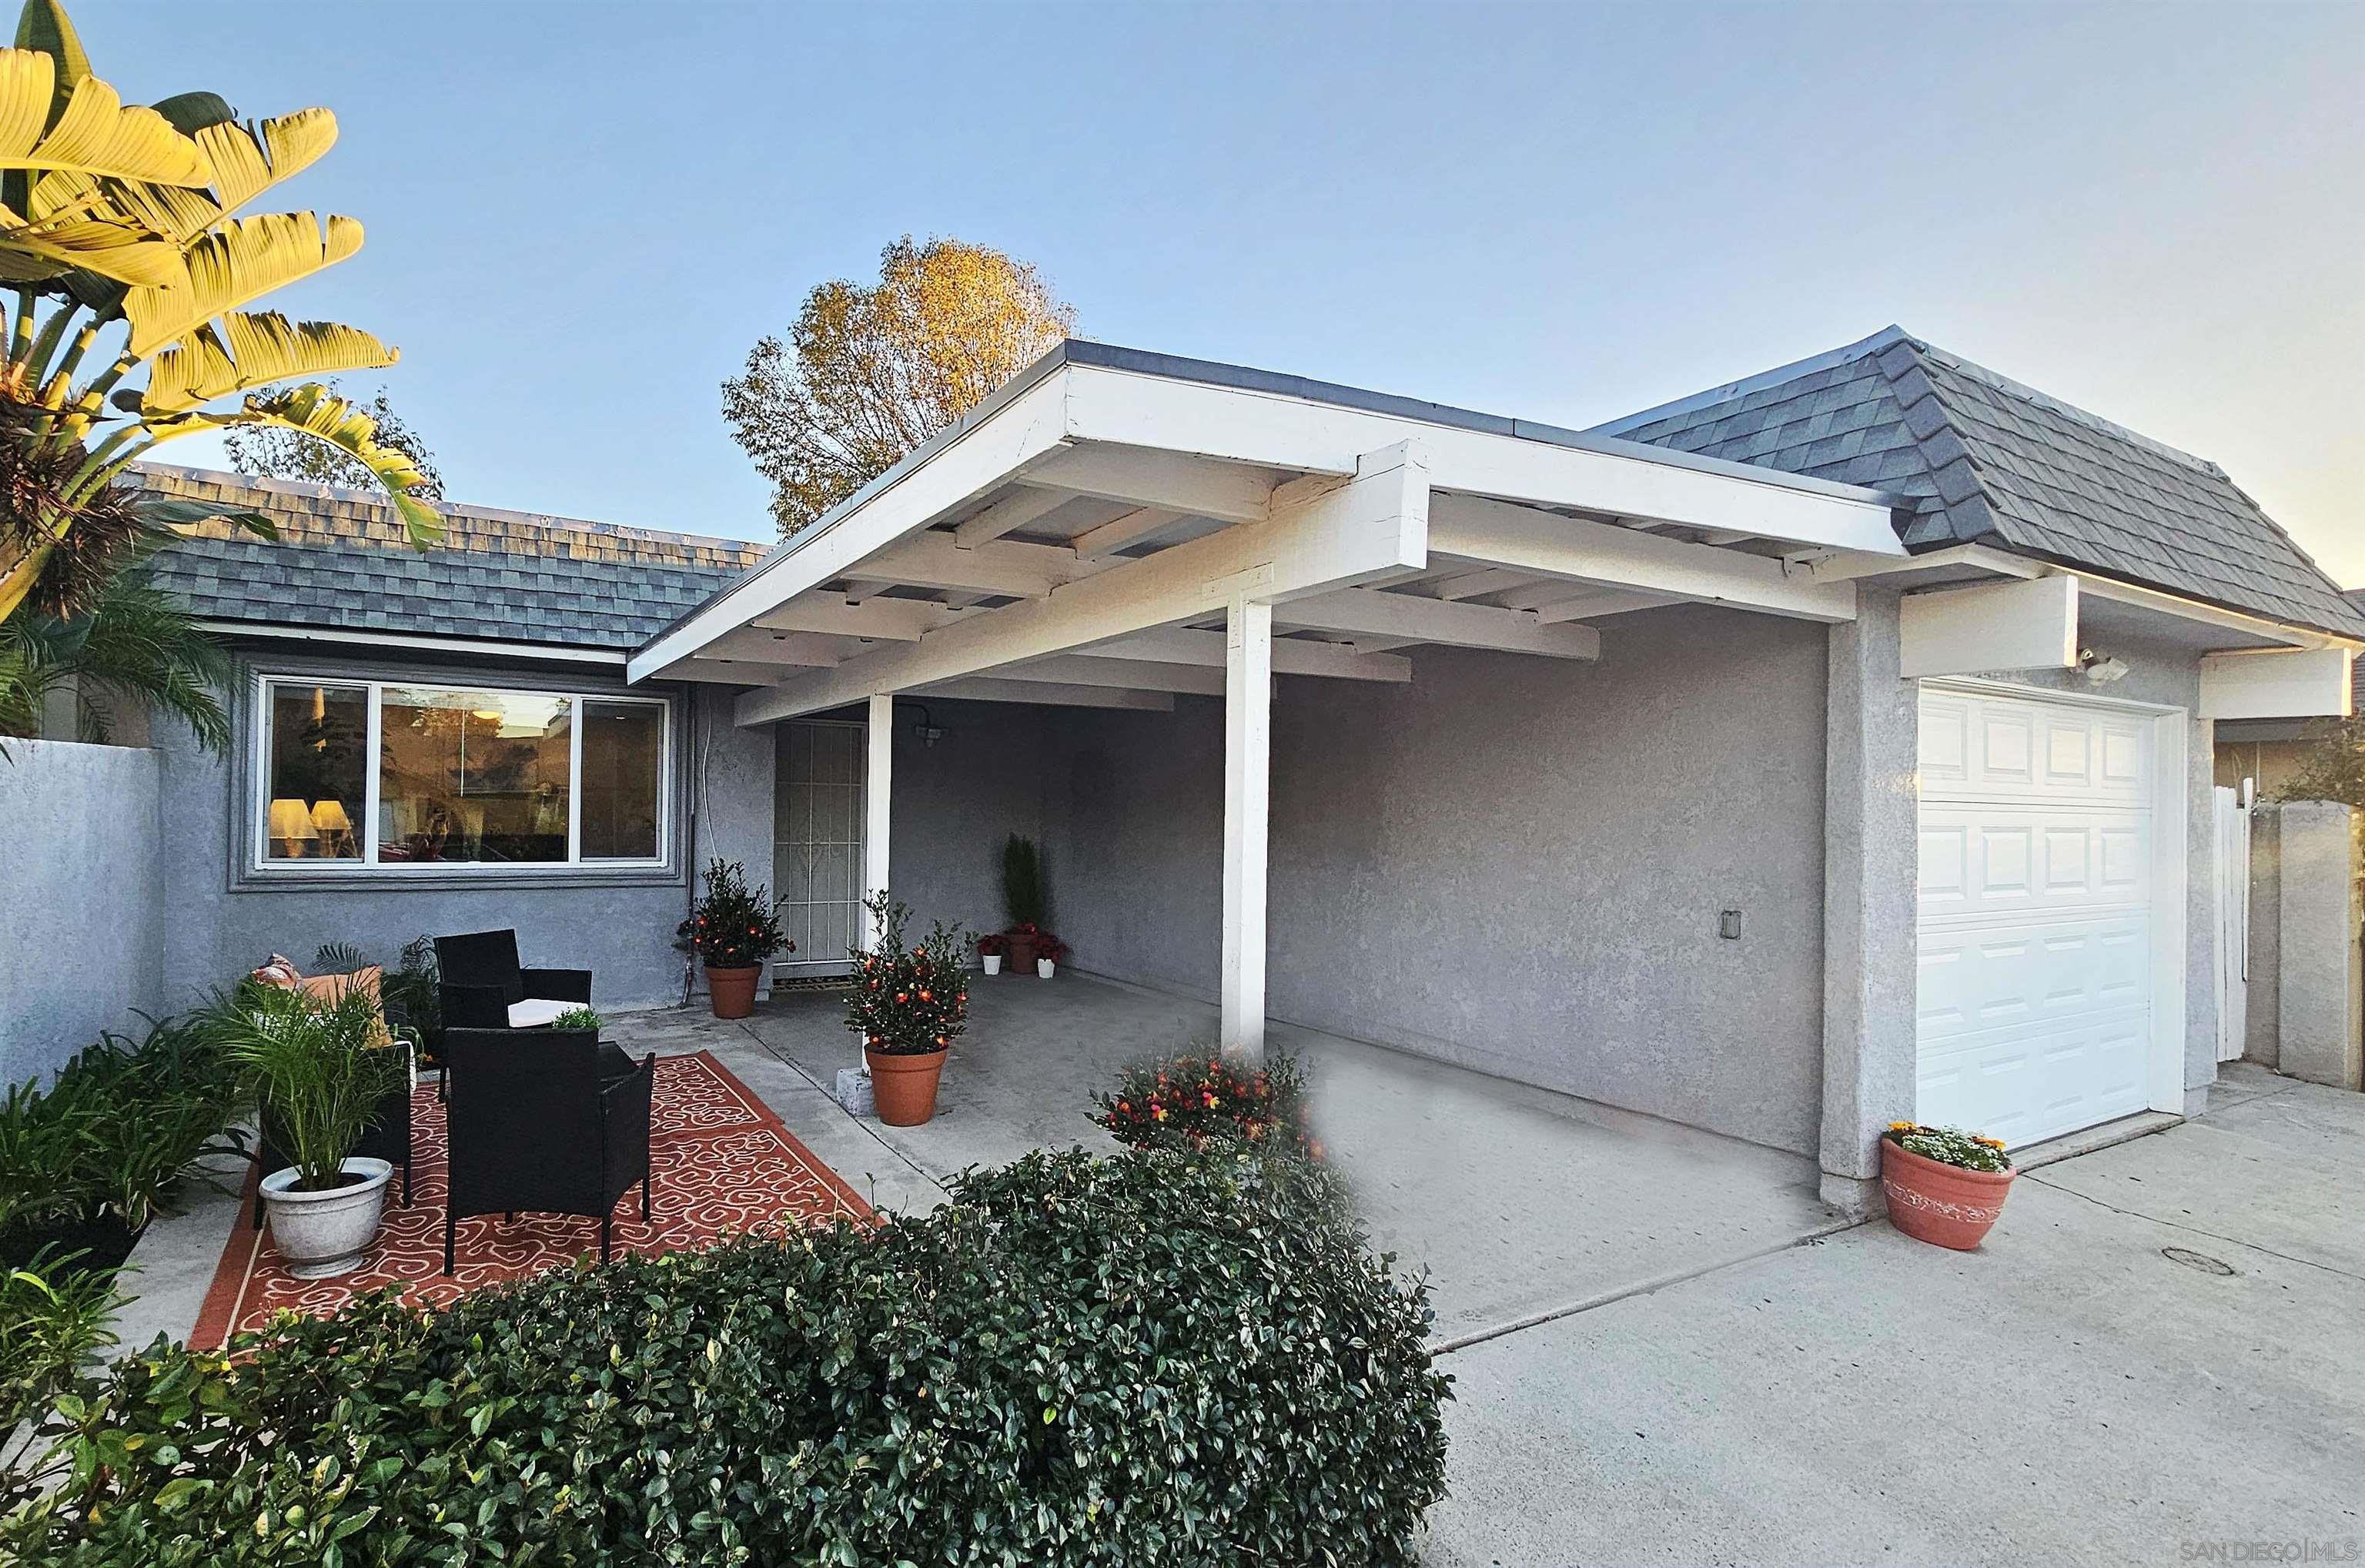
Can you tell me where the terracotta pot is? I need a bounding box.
[706,965,761,1019]
[1880,1139,2015,1250]
[865,1045,948,1126]
[1005,933,1037,970]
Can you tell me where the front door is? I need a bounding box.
[774,720,865,975]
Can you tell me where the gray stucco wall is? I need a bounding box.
[881,699,1059,946]
[2270,801,2363,1089]
[149,657,770,1016]
[0,740,165,1085]
[948,604,1837,1157]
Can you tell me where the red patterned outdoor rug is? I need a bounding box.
[193,1049,871,1349]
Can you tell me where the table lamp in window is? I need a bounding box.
[309,798,353,858]
[269,797,319,858]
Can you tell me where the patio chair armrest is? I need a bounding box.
[522,967,594,1003]
[600,1056,654,1201]
[440,982,511,1030]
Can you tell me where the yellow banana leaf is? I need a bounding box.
[143,311,398,413]
[122,209,363,356]
[0,204,183,286]
[0,50,206,184]
[150,383,440,547]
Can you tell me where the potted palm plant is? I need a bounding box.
[1879,1122,2015,1249]
[848,891,969,1126]
[677,859,792,1019]
[218,985,407,1279]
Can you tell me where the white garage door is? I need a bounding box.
[1916,686,2156,1148]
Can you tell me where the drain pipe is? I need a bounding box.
[678,691,707,1009]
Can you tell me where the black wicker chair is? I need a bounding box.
[441,1027,654,1274]
[433,930,593,1031]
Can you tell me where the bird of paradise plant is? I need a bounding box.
[0,0,438,630]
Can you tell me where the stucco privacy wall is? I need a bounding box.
[149,666,771,1016]
[0,740,166,1085]
[974,604,1835,1157]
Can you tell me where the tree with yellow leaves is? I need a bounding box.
[722,236,1074,536]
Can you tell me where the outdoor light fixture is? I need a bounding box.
[2077,647,2130,684]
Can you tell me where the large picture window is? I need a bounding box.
[255,676,670,871]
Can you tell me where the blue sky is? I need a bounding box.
[88,2,2363,579]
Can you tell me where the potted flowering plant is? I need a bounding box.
[847,891,969,1125]
[975,931,1007,976]
[676,859,791,1019]
[1032,931,1069,979]
[1879,1121,2015,1249]
[1092,1049,1319,1159]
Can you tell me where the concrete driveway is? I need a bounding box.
[1423,1064,2365,1567]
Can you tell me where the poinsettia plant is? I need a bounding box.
[1092,1048,1319,1158]
[847,891,968,1056]
[675,859,791,969]
[975,932,1008,958]
[1032,931,1070,965]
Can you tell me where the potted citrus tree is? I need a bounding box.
[218,985,407,1279]
[848,891,968,1125]
[677,859,792,1019]
[1879,1121,2015,1249]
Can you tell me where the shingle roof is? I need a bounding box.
[1594,326,2365,640]
[139,466,768,652]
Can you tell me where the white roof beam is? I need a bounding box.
[915,677,1175,711]
[1027,443,1277,524]
[1531,590,1688,623]
[1080,626,1413,683]
[1277,587,1601,660]
[840,530,1083,599]
[750,596,968,642]
[1428,492,1858,624]
[695,628,848,667]
[952,485,1071,549]
[1071,506,1189,559]
[1431,566,1541,601]
[734,443,1430,726]
[1005,654,1226,695]
[1061,363,1904,553]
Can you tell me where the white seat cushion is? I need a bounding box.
[507,998,575,1028]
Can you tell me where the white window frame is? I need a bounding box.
[249,672,674,875]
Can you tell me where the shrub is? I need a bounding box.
[676,858,792,968]
[1884,1121,2012,1174]
[0,1018,247,1269]
[0,1249,126,1440]
[1001,831,1046,928]
[1,1148,1451,1566]
[550,1005,603,1032]
[1095,1048,1320,1158]
[847,890,968,1055]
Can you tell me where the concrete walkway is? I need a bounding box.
[614,971,1845,1344]
[1421,1062,2365,1566]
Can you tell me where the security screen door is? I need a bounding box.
[774,720,865,975]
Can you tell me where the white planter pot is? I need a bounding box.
[259,1157,392,1279]
[1037,958,1056,979]
[982,955,1002,976]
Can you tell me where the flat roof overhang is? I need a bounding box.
[627,342,1920,721]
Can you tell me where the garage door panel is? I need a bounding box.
[1917,914,2150,1041]
[1917,686,2159,1150]
[1916,1008,2153,1146]
[1917,806,2151,918]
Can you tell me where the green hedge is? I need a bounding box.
[3,1148,1451,1566]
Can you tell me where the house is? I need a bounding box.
[10,327,2357,1217]
[2212,588,2363,797]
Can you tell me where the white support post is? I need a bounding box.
[1221,597,1273,1060]
[864,692,893,945]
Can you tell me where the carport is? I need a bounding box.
[630,343,1904,1085]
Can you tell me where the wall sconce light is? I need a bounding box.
[2077,648,2129,684]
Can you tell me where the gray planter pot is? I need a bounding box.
[259,1157,393,1279]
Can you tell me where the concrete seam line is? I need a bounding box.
[1425,1217,1866,1357]
[740,1019,938,1182]
[2020,1172,2365,1284]
[2009,1113,2183,1172]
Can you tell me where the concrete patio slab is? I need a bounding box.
[621,972,1845,1344]
[1420,1083,2365,1567]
